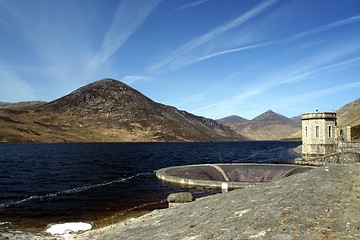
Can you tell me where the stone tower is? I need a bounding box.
[302,112,337,159]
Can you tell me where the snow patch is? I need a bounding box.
[46,222,92,235]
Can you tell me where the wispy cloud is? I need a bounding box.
[291,15,360,40]
[147,0,279,73]
[0,64,36,102]
[268,81,360,111]
[120,75,152,85]
[192,14,360,64]
[0,1,98,92]
[306,81,360,98]
[275,56,360,86]
[86,0,160,70]
[171,0,209,12]
[255,51,360,96]
[194,41,274,63]
[191,86,264,116]
[0,0,160,98]
[194,81,360,119]
[192,52,360,118]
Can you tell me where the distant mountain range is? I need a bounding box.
[1,79,359,143]
[218,98,360,140]
[217,110,301,140]
[0,79,243,143]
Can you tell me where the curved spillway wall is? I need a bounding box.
[156,163,315,190]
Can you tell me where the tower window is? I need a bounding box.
[316,126,320,137]
[305,126,308,137]
[329,126,332,138]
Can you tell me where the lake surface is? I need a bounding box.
[0,141,300,232]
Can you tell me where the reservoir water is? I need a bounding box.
[0,141,300,233]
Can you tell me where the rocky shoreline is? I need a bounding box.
[1,163,359,240]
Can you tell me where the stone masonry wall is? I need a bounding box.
[338,141,360,153]
[296,152,360,166]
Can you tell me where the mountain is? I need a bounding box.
[217,115,249,124]
[337,98,360,127]
[336,97,360,140]
[290,115,302,125]
[216,115,250,138]
[218,110,301,140]
[252,110,292,123]
[0,79,244,143]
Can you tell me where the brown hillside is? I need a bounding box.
[336,97,360,140]
[219,110,301,140]
[217,115,249,124]
[336,98,360,126]
[0,79,244,143]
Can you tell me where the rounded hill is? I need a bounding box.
[1,78,244,143]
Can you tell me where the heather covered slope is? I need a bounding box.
[337,98,360,126]
[217,115,249,125]
[337,98,360,140]
[0,79,244,143]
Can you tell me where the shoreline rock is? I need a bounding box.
[167,192,193,208]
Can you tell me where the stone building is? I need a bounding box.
[302,112,337,159]
[299,111,360,165]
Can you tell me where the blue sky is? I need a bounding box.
[0,0,360,120]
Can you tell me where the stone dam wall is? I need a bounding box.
[296,151,360,166]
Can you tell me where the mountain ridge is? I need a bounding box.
[0,79,244,143]
[217,110,301,140]
[251,110,294,123]
[216,115,249,124]
[1,79,358,142]
[218,97,360,140]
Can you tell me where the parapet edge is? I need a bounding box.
[301,112,336,120]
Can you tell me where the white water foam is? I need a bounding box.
[46,222,92,235]
[0,174,140,209]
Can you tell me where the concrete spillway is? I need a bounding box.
[156,163,315,190]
